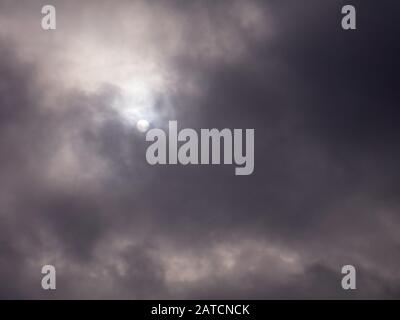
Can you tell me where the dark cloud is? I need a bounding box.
[0,0,399,299]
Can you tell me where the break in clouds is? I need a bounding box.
[0,0,400,299]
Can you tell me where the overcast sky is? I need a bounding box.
[0,0,400,299]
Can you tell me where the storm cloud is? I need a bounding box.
[0,0,400,299]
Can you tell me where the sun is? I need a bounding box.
[136,119,150,132]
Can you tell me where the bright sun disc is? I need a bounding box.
[136,119,150,132]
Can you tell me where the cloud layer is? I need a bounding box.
[0,0,400,299]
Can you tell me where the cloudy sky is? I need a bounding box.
[0,0,399,299]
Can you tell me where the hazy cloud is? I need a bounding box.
[0,0,399,299]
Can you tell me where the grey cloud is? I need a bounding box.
[0,0,400,299]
